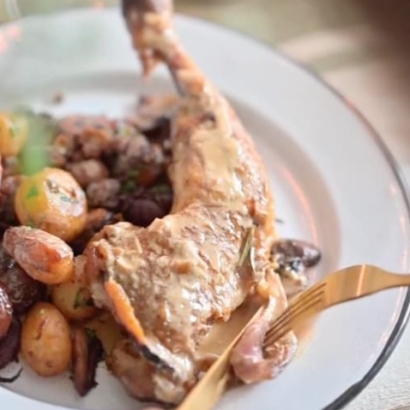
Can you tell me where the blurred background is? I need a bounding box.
[1,0,409,168]
[1,1,410,409]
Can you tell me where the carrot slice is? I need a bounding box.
[104,280,146,344]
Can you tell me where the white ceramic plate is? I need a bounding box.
[1,7,410,410]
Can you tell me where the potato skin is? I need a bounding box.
[0,113,28,156]
[3,226,74,285]
[15,167,87,242]
[51,280,97,321]
[21,302,72,377]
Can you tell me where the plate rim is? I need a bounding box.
[2,8,410,410]
[183,15,410,410]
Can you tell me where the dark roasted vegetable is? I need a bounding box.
[149,184,173,214]
[71,326,104,396]
[0,247,45,313]
[122,197,165,227]
[0,317,21,369]
[272,239,321,275]
[120,185,172,227]
[0,284,12,338]
[144,117,170,142]
[70,209,122,255]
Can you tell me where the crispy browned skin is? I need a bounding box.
[83,0,296,404]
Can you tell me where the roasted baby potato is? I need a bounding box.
[21,302,72,376]
[0,112,28,156]
[3,226,74,285]
[51,280,97,321]
[15,167,87,242]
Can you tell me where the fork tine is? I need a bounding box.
[265,283,325,337]
[263,294,322,347]
[263,283,326,347]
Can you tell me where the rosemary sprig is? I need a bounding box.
[237,225,256,272]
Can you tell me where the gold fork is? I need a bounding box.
[178,264,410,410]
[264,264,410,347]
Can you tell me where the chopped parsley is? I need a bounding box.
[73,289,94,309]
[9,123,17,138]
[26,219,36,228]
[150,184,170,193]
[18,111,56,175]
[237,226,256,272]
[121,179,137,194]
[85,327,96,340]
[25,185,39,200]
[126,169,140,180]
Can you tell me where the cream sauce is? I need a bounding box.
[193,128,241,199]
[196,301,261,358]
[293,316,315,358]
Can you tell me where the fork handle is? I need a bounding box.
[373,272,410,291]
[356,271,410,296]
[329,268,410,306]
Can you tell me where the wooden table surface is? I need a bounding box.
[2,1,410,409]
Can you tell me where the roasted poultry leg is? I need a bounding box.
[83,0,296,404]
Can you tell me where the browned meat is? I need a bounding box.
[81,0,296,404]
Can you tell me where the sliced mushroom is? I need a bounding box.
[71,326,104,396]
